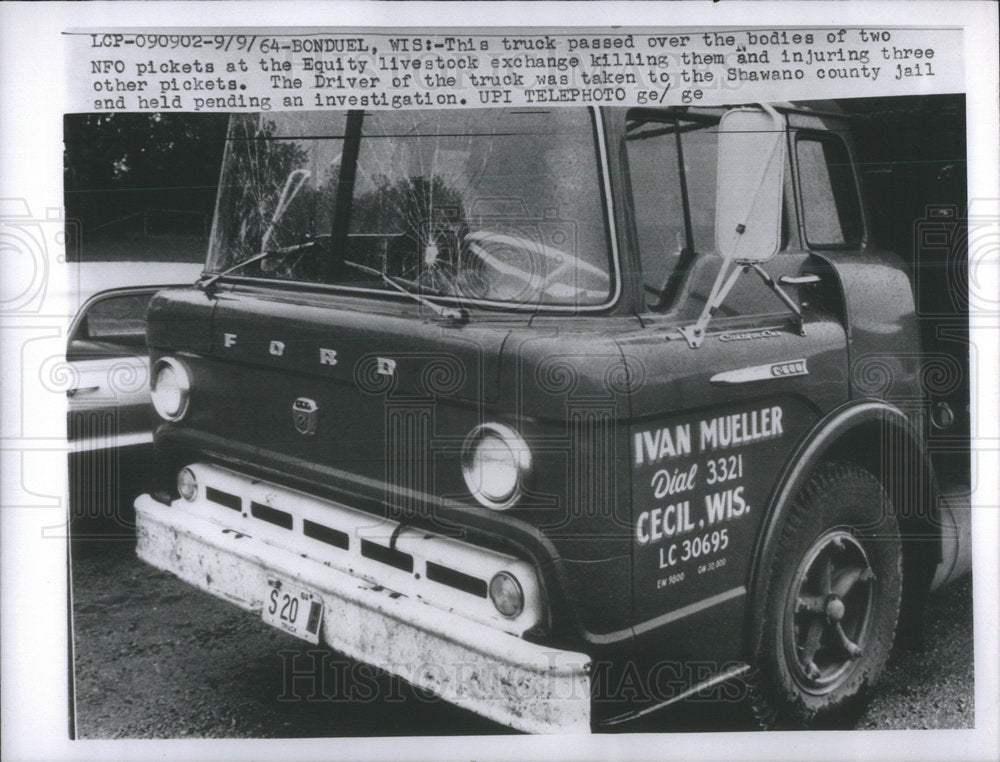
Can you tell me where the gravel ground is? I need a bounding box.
[856,573,975,730]
[70,538,974,738]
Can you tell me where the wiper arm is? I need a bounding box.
[341,259,466,321]
[197,238,320,292]
[198,247,467,322]
[199,168,313,293]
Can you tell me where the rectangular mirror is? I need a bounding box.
[714,106,786,263]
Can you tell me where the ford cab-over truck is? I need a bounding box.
[134,102,972,732]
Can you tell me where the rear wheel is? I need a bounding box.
[752,462,903,728]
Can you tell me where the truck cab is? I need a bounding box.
[134,103,970,732]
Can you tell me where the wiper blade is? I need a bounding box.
[199,167,315,293]
[197,238,320,292]
[341,259,466,321]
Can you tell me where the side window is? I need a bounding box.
[70,291,154,351]
[625,120,718,308]
[796,136,862,247]
[625,129,685,304]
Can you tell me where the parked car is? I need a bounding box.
[66,263,201,536]
[132,105,970,732]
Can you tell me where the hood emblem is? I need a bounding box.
[710,359,809,385]
[292,397,319,436]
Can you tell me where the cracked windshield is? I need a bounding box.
[208,108,613,307]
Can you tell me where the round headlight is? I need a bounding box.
[489,571,524,618]
[177,467,198,501]
[151,357,191,421]
[461,423,531,510]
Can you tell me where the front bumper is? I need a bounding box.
[135,494,592,734]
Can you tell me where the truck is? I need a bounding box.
[133,101,972,733]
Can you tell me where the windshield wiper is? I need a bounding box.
[199,167,316,293]
[341,259,467,321]
[199,245,467,323]
[197,238,321,292]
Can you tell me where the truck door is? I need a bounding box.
[615,107,854,689]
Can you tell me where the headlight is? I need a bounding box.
[461,422,531,510]
[151,357,191,421]
[489,571,524,618]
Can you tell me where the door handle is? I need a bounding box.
[778,274,821,286]
[66,386,100,397]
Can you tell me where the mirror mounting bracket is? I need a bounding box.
[750,263,806,336]
[677,257,749,348]
[677,260,807,348]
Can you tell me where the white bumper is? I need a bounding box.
[135,494,592,734]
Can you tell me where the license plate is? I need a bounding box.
[262,578,324,644]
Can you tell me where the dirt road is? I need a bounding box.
[70,538,974,738]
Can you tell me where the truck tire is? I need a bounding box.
[751,461,903,728]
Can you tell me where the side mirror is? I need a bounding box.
[680,105,791,348]
[714,106,786,263]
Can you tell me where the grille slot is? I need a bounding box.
[361,540,413,573]
[303,519,349,550]
[426,562,487,598]
[250,501,293,530]
[206,487,242,512]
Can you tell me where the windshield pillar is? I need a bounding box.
[324,110,364,283]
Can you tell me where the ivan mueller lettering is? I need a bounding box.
[633,405,784,466]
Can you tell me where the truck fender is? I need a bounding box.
[744,399,941,657]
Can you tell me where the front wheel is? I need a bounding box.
[751,462,903,728]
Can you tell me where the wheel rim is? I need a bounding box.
[783,528,877,695]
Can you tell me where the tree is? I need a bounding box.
[63,112,228,258]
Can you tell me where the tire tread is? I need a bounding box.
[752,461,902,728]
